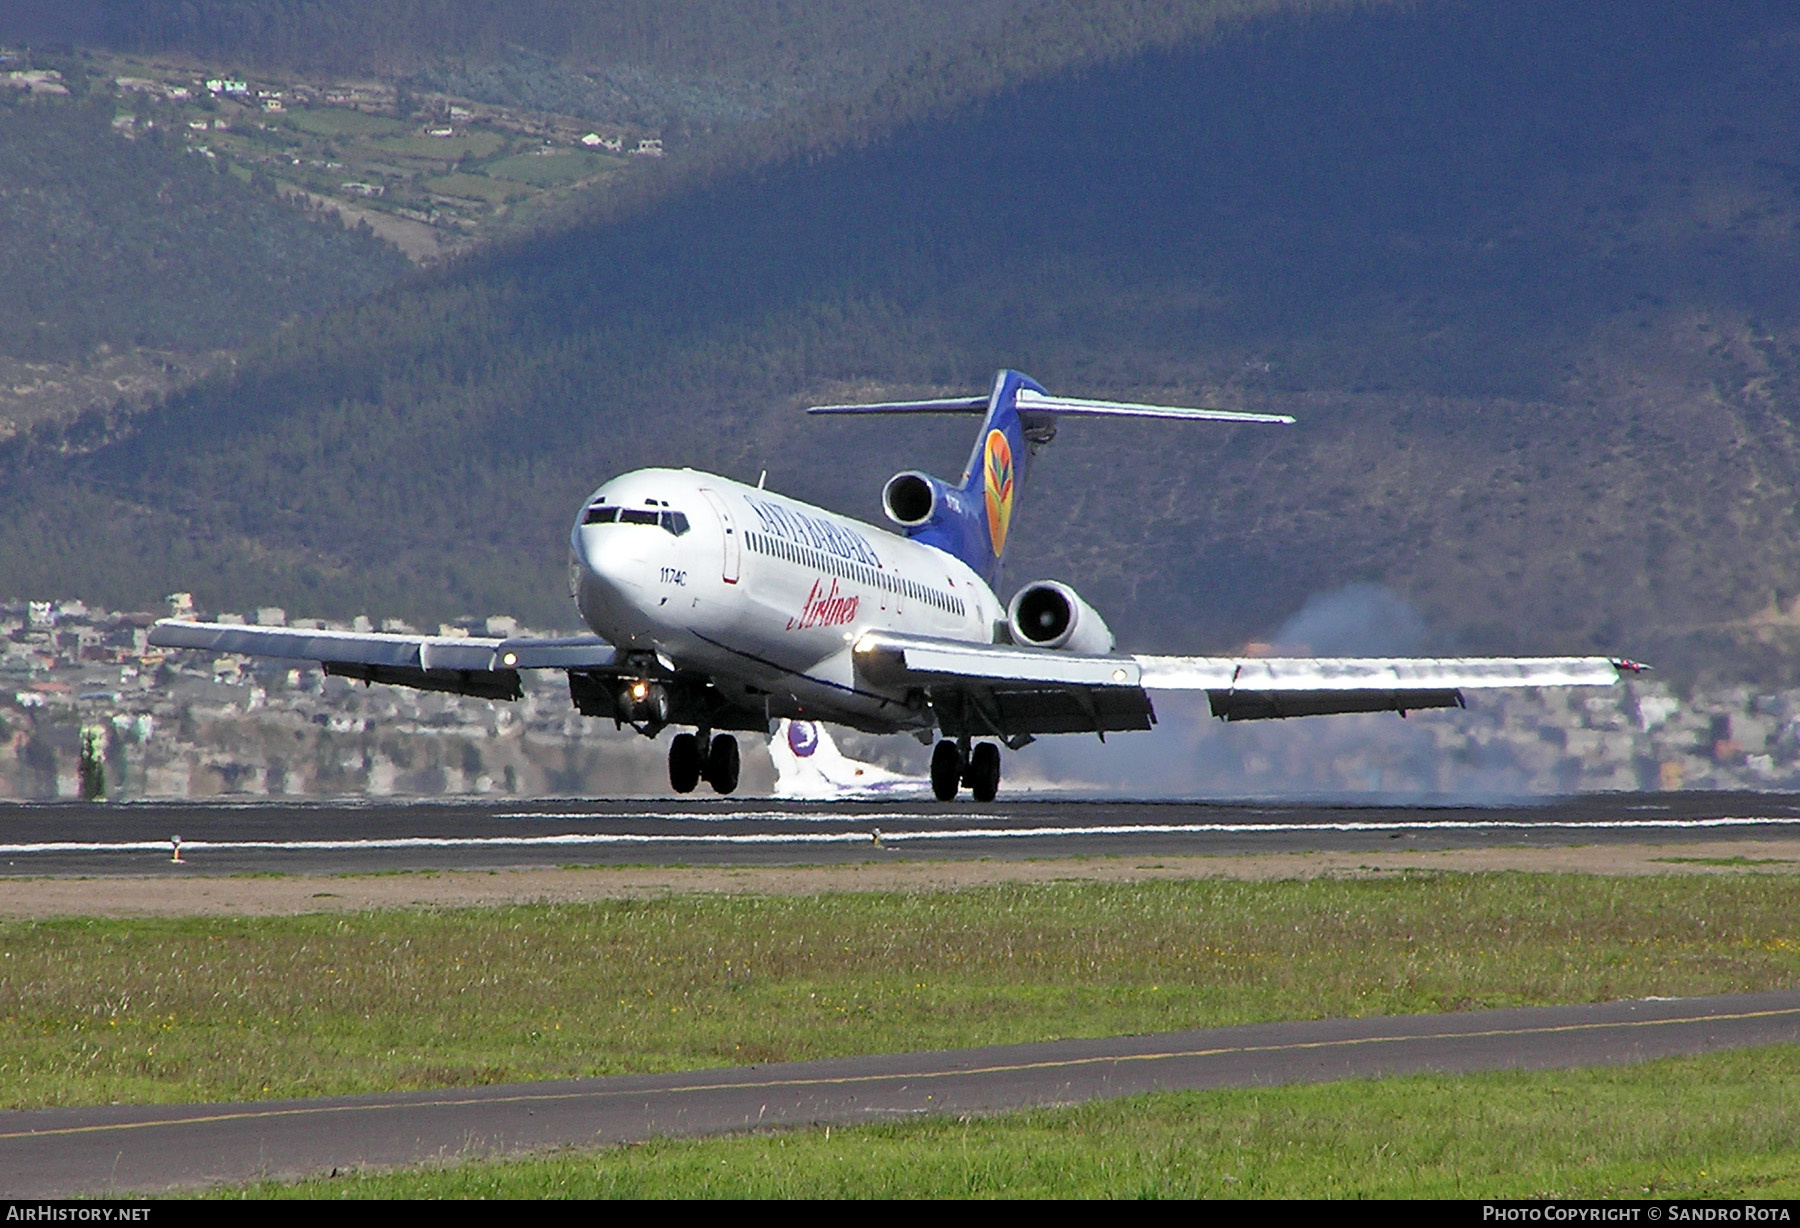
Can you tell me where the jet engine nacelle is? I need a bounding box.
[1007,581,1116,654]
[882,470,949,528]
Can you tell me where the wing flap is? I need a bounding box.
[1208,687,1464,722]
[323,661,522,702]
[935,685,1156,737]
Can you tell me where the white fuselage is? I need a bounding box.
[570,467,999,732]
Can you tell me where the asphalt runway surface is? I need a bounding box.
[1,790,1800,876]
[3,990,1796,1196]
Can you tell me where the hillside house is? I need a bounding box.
[5,70,68,96]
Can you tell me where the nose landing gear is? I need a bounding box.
[931,739,1001,802]
[669,731,740,795]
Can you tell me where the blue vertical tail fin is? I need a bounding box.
[950,369,1039,582]
[806,370,1293,587]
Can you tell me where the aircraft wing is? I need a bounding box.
[1134,654,1631,720]
[147,620,616,702]
[852,631,1636,738]
[853,633,1155,740]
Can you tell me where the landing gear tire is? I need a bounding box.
[930,740,963,801]
[967,742,1001,802]
[707,734,741,795]
[668,733,702,794]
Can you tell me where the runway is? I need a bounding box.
[0,790,1799,875]
[2,990,1795,1196]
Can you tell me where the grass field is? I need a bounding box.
[423,172,526,205]
[484,151,617,186]
[276,109,406,140]
[370,132,508,161]
[2,873,1797,1111]
[223,1045,1800,1199]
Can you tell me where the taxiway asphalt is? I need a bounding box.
[2,990,1795,1196]
[0,790,1798,876]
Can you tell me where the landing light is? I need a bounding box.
[1112,668,1128,682]
[853,635,878,654]
[501,651,518,667]
[630,680,651,701]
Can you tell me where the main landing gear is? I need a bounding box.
[931,739,1001,802]
[669,731,740,795]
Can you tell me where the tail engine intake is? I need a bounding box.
[1007,581,1116,654]
[882,471,942,527]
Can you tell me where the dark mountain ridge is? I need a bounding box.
[7,0,1800,680]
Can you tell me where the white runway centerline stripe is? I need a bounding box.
[0,814,1798,856]
[495,810,1009,824]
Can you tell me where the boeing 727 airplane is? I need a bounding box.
[149,370,1640,801]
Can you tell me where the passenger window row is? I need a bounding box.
[745,530,965,618]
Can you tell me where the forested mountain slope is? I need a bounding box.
[6,0,1800,680]
[0,84,413,433]
[0,93,411,363]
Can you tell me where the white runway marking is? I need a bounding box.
[495,810,1008,824]
[1,814,1798,856]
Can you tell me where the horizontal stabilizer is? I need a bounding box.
[807,395,990,415]
[1014,389,1294,425]
[807,390,1292,425]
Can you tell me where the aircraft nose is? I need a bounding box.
[578,525,649,598]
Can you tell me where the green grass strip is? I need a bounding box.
[221,1044,1800,1199]
[3,873,1798,1110]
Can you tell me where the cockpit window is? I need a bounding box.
[586,502,690,535]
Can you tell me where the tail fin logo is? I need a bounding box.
[983,429,1014,556]
[787,720,819,758]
